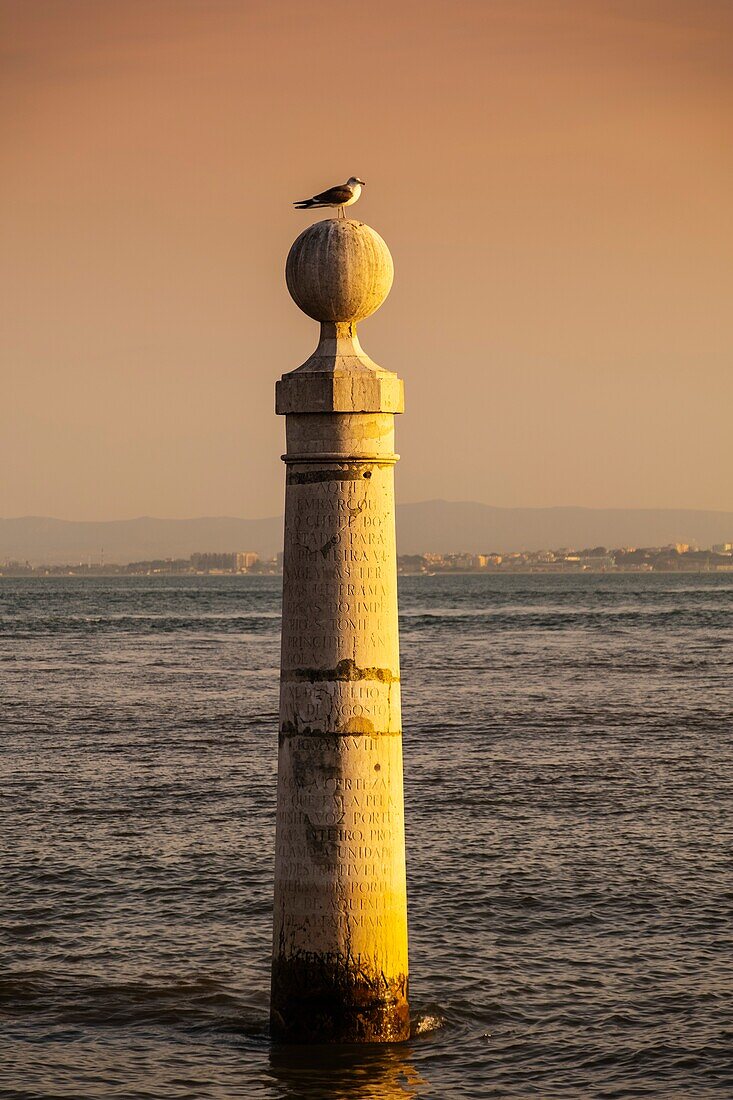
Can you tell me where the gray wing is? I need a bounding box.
[311,185,353,204]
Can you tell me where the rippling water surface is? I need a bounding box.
[1,574,731,1098]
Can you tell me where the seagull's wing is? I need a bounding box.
[311,185,354,205]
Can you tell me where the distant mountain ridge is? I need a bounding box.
[2,503,732,565]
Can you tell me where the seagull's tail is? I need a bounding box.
[293,199,318,208]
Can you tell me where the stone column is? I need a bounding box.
[271,218,409,1043]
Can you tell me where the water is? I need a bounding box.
[1,573,731,1098]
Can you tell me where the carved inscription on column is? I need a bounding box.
[280,463,399,676]
[275,459,407,966]
[274,733,407,956]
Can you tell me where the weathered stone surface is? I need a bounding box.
[286,219,393,323]
[275,350,404,415]
[272,219,409,1043]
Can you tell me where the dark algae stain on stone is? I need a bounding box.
[282,659,399,683]
[270,954,410,1043]
[288,468,367,485]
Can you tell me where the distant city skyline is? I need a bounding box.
[3,541,732,577]
[2,0,732,520]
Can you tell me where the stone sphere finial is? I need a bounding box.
[286,219,394,323]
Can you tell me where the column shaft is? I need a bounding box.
[271,411,409,1043]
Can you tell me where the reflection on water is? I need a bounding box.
[268,1040,426,1099]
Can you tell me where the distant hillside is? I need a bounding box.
[0,515,283,566]
[396,501,733,555]
[2,503,732,565]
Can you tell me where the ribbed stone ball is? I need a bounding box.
[286,219,394,323]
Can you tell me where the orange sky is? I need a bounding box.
[2,0,732,520]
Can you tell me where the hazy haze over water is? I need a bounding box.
[2,573,731,1098]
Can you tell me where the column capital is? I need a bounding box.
[278,219,403,415]
[276,321,404,414]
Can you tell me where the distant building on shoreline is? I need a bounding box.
[236,551,260,572]
[191,551,261,573]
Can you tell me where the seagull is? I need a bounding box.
[293,177,365,219]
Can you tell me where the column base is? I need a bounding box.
[271,955,410,1043]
